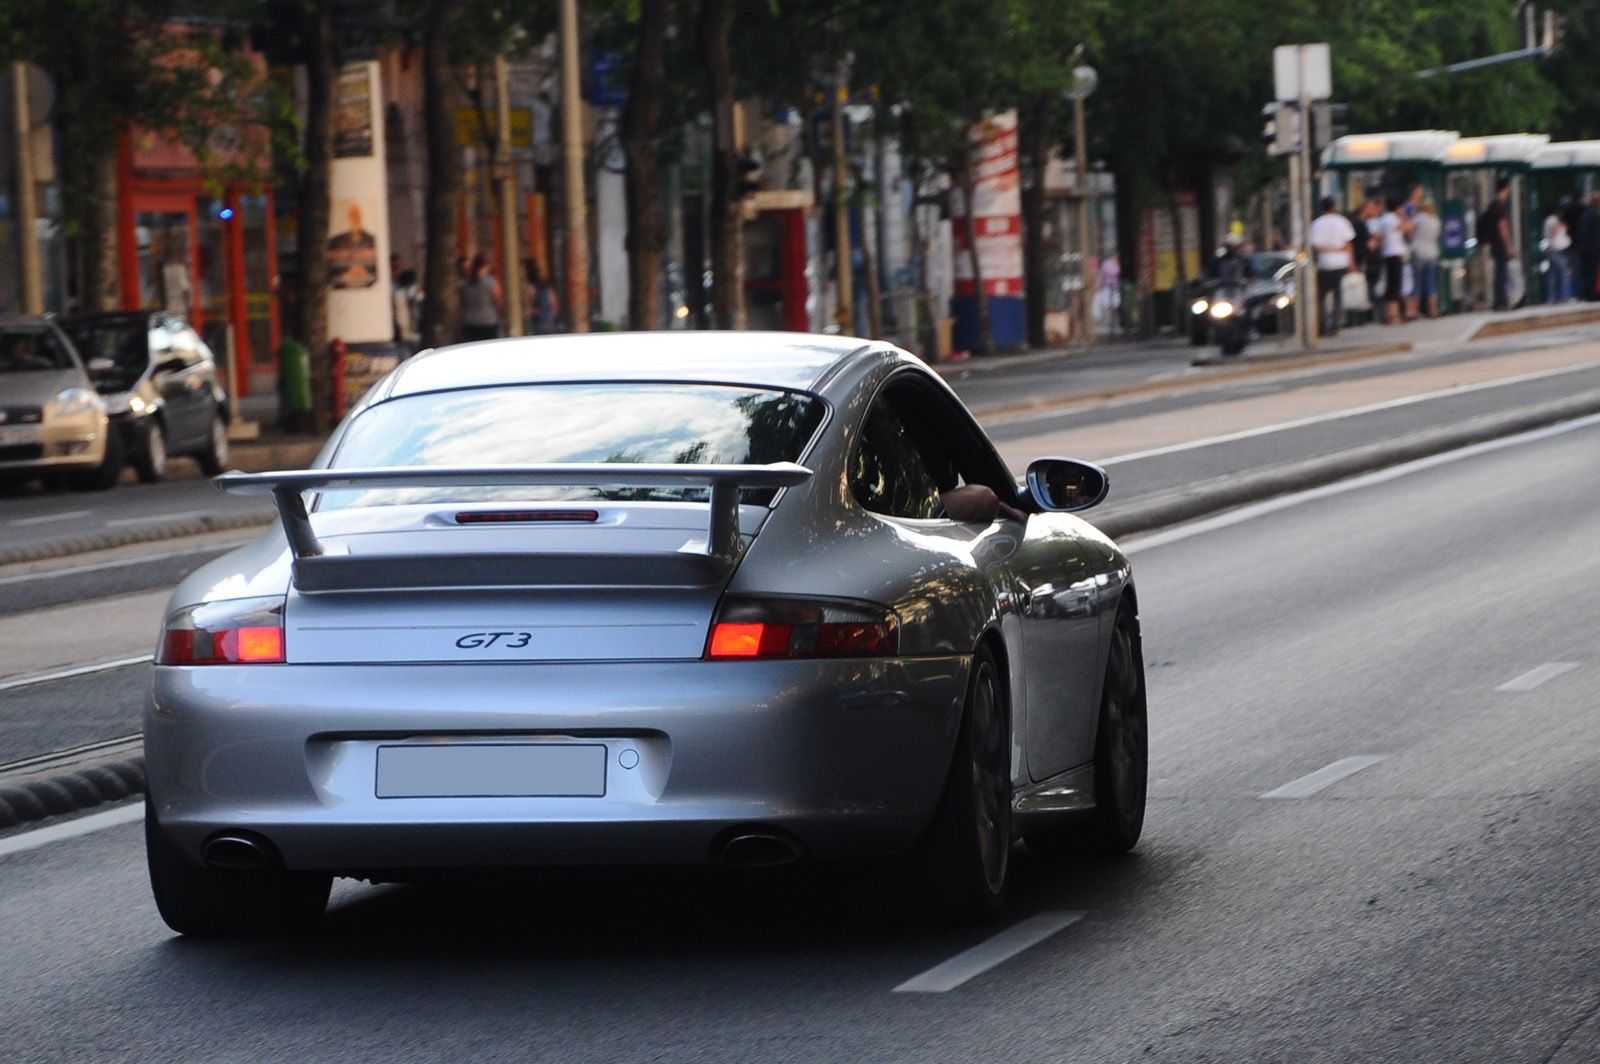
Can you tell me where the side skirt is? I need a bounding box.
[1012,763,1095,835]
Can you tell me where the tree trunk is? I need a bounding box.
[621,0,670,331]
[84,137,121,312]
[696,0,743,330]
[906,194,938,359]
[1019,95,1052,349]
[853,164,883,339]
[956,154,994,358]
[420,0,465,351]
[298,3,337,432]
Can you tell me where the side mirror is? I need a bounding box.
[1025,457,1109,512]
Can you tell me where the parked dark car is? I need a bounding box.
[0,316,121,490]
[62,311,230,482]
[1186,251,1296,345]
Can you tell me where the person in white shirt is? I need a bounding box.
[1376,194,1414,324]
[1309,197,1358,335]
[1542,205,1574,303]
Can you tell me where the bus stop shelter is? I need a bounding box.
[1530,141,1600,301]
[1441,134,1549,306]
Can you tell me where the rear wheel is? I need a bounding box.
[145,796,331,937]
[197,413,229,475]
[133,420,167,483]
[903,645,1012,922]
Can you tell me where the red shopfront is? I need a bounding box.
[116,131,280,398]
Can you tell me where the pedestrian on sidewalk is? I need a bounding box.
[1310,197,1357,336]
[1411,199,1442,319]
[1353,196,1383,314]
[1579,195,1600,302]
[1477,179,1514,311]
[1541,205,1574,304]
[459,254,503,343]
[392,268,422,357]
[1377,194,1414,324]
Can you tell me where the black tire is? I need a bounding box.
[1024,604,1148,859]
[69,425,124,492]
[133,420,167,483]
[1189,321,1208,346]
[1084,605,1148,853]
[145,796,331,937]
[196,413,229,476]
[903,644,1012,923]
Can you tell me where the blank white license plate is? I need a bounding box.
[376,743,607,798]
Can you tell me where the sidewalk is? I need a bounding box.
[951,299,1600,422]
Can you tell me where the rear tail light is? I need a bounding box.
[706,597,898,660]
[158,597,286,665]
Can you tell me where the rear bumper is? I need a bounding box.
[145,656,968,870]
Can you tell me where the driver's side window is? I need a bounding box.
[849,397,944,519]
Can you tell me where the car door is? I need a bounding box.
[156,320,210,449]
[873,374,1107,782]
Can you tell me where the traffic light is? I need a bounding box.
[735,153,763,199]
[1261,104,1297,157]
[1310,102,1349,151]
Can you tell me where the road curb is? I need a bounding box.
[1470,305,1600,341]
[1089,388,1600,539]
[0,511,274,567]
[0,756,144,830]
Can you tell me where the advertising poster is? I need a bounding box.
[952,110,1024,299]
[327,61,392,347]
[1137,192,1202,291]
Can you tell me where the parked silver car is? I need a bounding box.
[144,332,1148,935]
[0,317,121,490]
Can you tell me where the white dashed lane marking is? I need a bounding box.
[1261,756,1387,800]
[0,802,144,861]
[1495,662,1580,692]
[8,510,93,527]
[893,911,1085,993]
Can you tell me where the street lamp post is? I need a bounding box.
[1064,57,1098,345]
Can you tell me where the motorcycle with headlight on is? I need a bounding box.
[1207,286,1250,356]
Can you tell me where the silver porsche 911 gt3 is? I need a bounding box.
[143,332,1147,935]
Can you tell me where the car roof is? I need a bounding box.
[383,331,891,399]
[61,311,165,328]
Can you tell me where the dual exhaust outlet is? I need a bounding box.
[203,827,805,871]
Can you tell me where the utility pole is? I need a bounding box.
[1297,47,1319,349]
[831,73,853,335]
[1073,89,1095,345]
[560,0,590,332]
[11,63,42,315]
[494,54,524,336]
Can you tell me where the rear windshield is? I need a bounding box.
[321,382,826,510]
[0,328,76,374]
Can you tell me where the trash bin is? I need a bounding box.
[279,339,311,416]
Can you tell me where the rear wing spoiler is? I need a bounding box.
[214,463,813,591]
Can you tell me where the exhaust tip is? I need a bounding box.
[717,829,804,868]
[202,833,273,871]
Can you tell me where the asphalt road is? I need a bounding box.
[1,408,1597,1062]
